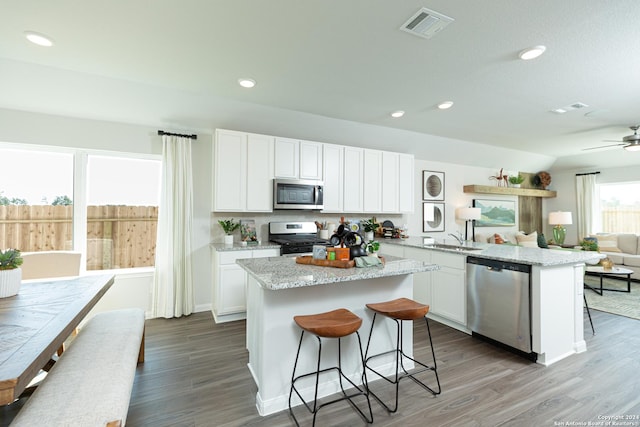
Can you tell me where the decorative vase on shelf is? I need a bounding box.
[511,183,521,188]
[365,231,374,242]
[0,268,22,298]
[224,235,234,245]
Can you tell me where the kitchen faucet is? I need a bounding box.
[448,232,464,245]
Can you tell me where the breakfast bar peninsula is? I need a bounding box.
[237,255,438,416]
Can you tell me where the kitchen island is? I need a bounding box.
[382,237,603,366]
[237,255,438,416]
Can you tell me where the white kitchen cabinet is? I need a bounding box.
[213,129,273,212]
[274,137,299,178]
[213,129,246,211]
[398,153,414,213]
[343,146,364,212]
[404,247,432,307]
[299,140,323,180]
[381,151,399,213]
[363,149,382,213]
[322,143,344,212]
[431,251,466,325]
[212,247,280,323]
[246,134,274,211]
[274,138,323,180]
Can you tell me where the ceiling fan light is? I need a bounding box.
[623,143,640,152]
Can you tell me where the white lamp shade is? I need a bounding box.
[548,211,572,225]
[456,207,481,221]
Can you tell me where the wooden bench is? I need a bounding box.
[11,308,145,427]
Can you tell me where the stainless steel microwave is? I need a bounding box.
[273,179,324,210]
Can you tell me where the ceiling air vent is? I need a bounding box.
[400,7,454,39]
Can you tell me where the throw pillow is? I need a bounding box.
[594,234,621,253]
[515,231,538,248]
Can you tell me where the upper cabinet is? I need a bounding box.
[213,129,273,212]
[274,138,323,180]
[322,144,344,212]
[343,147,364,212]
[214,129,414,214]
[363,149,383,213]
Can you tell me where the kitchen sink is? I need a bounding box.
[430,243,483,251]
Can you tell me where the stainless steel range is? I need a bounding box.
[269,221,330,255]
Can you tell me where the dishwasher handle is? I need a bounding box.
[467,256,531,274]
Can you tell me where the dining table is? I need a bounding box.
[0,274,114,405]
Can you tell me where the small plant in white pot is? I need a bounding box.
[508,174,525,188]
[365,240,380,257]
[361,217,379,242]
[218,219,240,244]
[0,248,23,298]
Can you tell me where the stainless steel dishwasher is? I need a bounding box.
[466,257,534,359]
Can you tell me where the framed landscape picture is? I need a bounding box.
[423,202,445,232]
[422,171,445,201]
[473,199,516,227]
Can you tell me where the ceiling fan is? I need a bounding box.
[583,125,640,151]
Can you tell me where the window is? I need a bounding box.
[0,145,161,271]
[0,148,74,251]
[598,182,640,233]
[86,155,161,270]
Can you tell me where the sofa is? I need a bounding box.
[587,233,640,280]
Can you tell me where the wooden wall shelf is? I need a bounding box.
[463,185,557,198]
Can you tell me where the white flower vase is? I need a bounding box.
[0,268,22,298]
[365,231,374,242]
[224,235,234,245]
[511,183,521,188]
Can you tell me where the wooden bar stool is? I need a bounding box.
[289,308,373,426]
[363,297,441,413]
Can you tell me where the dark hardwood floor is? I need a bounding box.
[3,309,640,426]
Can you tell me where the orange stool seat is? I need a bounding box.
[366,298,429,321]
[294,308,363,338]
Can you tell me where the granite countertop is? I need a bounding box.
[237,255,439,290]
[210,242,281,252]
[384,237,603,267]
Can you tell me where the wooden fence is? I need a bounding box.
[601,207,640,234]
[0,205,158,270]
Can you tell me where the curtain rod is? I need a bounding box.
[575,171,600,176]
[157,130,197,140]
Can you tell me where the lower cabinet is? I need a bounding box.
[430,251,466,326]
[212,248,280,323]
[381,244,468,333]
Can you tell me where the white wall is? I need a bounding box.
[408,159,522,243]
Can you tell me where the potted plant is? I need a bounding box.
[218,219,240,244]
[361,217,379,242]
[365,240,380,257]
[0,248,23,298]
[508,174,525,188]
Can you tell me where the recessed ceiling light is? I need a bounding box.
[437,101,454,110]
[24,31,54,47]
[391,110,405,118]
[519,45,546,60]
[238,78,256,88]
[550,108,567,114]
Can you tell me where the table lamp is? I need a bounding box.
[456,207,481,241]
[548,211,572,245]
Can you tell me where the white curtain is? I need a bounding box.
[152,134,194,318]
[576,173,597,242]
